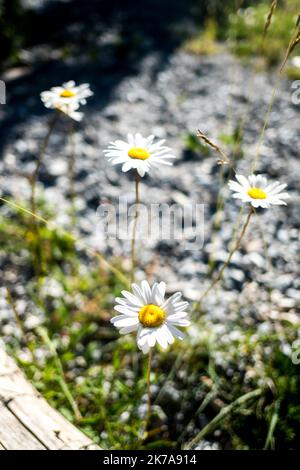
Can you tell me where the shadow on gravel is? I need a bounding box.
[0,0,196,157]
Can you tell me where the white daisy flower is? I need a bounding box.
[40,80,93,121]
[111,280,190,354]
[103,133,176,177]
[228,174,290,208]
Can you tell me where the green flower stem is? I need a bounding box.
[30,112,58,216]
[69,119,76,205]
[36,326,82,423]
[184,388,263,450]
[29,112,58,275]
[131,170,140,282]
[142,348,153,441]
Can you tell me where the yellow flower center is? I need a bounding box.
[138,304,166,328]
[60,89,76,98]
[128,147,150,160]
[247,187,267,199]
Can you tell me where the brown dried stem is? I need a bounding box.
[197,129,235,171]
[263,0,278,39]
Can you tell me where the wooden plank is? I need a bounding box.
[0,348,100,450]
[0,403,46,450]
[8,396,98,450]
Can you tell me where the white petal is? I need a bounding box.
[137,166,146,177]
[137,329,156,350]
[141,280,152,303]
[171,301,189,311]
[158,282,166,301]
[167,318,190,327]
[167,312,189,321]
[155,326,169,349]
[145,134,155,146]
[251,200,262,208]
[110,155,128,164]
[111,314,126,323]
[268,183,287,195]
[162,292,182,310]
[135,133,146,147]
[114,305,139,315]
[115,297,131,305]
[122,161,133,172]
[228,181,244,192]
[127,133,135,147]
[137,327,151,346]
[151,283,164,305]
[63,80,75,88]
[119,324,139,334]
[168,324,185,341]
[121,290,143,307]
[112,317,139,328]
[232,193,246,200]
[236,174,250,189]
[140,342,151,354]
[269,198,287,206]
[161,324,175,345]
[148,330,157,347]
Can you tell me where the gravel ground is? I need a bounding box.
[0,47,299,335]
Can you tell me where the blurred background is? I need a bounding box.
[0,0,299,450]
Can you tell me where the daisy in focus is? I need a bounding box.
[40,80,93,121]
[111,280,190,354]
[103,133,176,177]
[228,174,290,208]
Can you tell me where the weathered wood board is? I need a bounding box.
[0,348,100,450]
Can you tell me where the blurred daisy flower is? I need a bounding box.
[111,280,190,354]
[291,56,300,68]
[228,174,290,208]
[40,80,93,121]
[103,133,176,177]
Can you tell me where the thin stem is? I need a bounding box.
[184,388,263,450]
[280,23,300,74]
[264,400,280,450]
[0,196,130,288]
[144,348,153,438]
[36,326,82,423]
[68,119,76,206]
[6,288,36,363]
[251,78,280,173]
[193,206,254,314]
[30,112,58,215]
[131,170,140,282]
[197,129,236,172]
[29,112,58,275]
[178,386,218,444]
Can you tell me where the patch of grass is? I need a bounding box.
[182,19,220,56]
[182,132,211,160]
[1,202,300,449]
[286,65,300,80]
[182,1,299,71]
[227,1,299,67]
